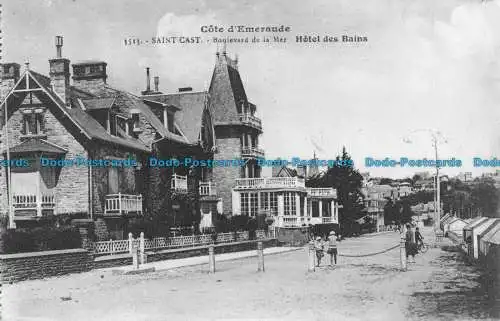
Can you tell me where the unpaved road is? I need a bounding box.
[2,227,499,321]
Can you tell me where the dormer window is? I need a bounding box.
[132,113,140,130]
[109,114,117,136]
[21,110,44,136]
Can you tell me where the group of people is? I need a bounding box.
[311,225,423,266]
[313,231,339,267]
[405,224,424,263]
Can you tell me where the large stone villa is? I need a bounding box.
[0,36,340,240]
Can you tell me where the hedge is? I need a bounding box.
[0,226,82,254]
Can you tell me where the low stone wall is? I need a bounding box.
[0,249,93,283]
[276,227,310,246]
[94,239,279,269]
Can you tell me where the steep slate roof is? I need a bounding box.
[81,97,115,110]
[143,91,209,144]
[7,70,151,153]
[66,108,149,152]
[91,86,190,145]
[5,139,68,154]
[226,63,247,103]
[209,53,248,124]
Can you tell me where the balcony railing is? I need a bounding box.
[238,113,262,130]
[171,174,188,192]
[12,193,55,217]
[199,181,217,196]
[273,216,336,227]
[277,216,308,227]
[104,193,143,216]
[241,146,265,158]
[235,177,305,189]
[322,217,334,224]
[307,188,337,198]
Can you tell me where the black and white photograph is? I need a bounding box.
[0,0,499,320]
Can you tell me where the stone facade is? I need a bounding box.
[89,145,143,216]
[0,248,93,283]
[0,103,89,217]
[209,52,264,217]
[213,128,242,215]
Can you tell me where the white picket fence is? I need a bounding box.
[93,230,274,255]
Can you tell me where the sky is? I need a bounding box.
[2,0,500,179]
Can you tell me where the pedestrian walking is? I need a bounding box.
[415,227,424,249]
[326,231,338,266]
[314,236,324,267]
[405,224,417,263]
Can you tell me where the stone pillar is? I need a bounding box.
[128,233,133,254]
[308,240,315,272]
[132,246,139,269]
[257,241,264,272]
[139,232,145,265]
[304,197,308,218]
[319,201,323,218]
[208,245,215,273]
[330,201,334,221]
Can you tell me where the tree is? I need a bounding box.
[383,199,397,224]
[307,147,365,236]
[440,177,498,218]
[471,178,498,217]
[412,174,422,184]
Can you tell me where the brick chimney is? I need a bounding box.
[49,36,71,106]
[141,67,152,95]
[0,62,20,100]
[154,76,159,92]
[72,61,107,94]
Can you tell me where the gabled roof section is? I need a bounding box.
[91,86,190,145]
[481,222,500,245]
[464,216,489,231]
[144,91,210,144]
[67,108,149,152]
[208,53,249,124]
[1,69,150,153]
[274,166,297,178]
[4,139,68,154]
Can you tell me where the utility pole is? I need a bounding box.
[433,135,440,231]
[402,129,446,232]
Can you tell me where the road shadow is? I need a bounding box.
[408,248,499,320]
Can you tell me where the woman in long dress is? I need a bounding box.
[405,224,418,263]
